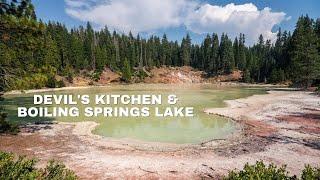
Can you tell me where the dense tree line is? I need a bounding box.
[0,0,320,90]
[1,0,39,132]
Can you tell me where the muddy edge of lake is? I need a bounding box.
[1,86,319,179]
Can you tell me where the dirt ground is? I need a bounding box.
[143,66,205,84]
[143,66,243,84]
[56,66,243,86]
[0,90,319,179]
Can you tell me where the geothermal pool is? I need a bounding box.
[2,84,266,144]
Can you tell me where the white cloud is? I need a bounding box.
[66,0,196,33]
[65,0,287,44]
[65,0,103,8]
[185,3,286,44]
[65,0,88,8]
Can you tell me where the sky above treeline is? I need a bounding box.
[33,0,320,45]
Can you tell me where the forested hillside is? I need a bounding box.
[0,0,320,90]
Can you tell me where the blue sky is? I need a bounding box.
[33,0,320,45]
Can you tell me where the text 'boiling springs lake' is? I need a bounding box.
[3,84,266,143]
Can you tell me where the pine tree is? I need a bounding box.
[95,46,108,72]
[122,58,132,82]
[211,34,219,75]
[219,34,234,74]
[181,34,191,66]
[1,0,319,88]
[161,34,171,66]
[70,30,85,69]
[315,18,320,53]
[171,41,180,67]
[203,34,212,72]
[256,34,265,82]
[290,15,320,87]
[43,32,60,68]
[233,37,239,69]
[238,33,246,70]
[84,22,95,69]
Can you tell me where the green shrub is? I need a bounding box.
[46,75,57,88]
[0,152,77,180]
[38,65,57,77]
[7,65,68,90]
[224,161,292,180]
[12,73,66,90]
[13,73,48,90]
[90,71,102,82]
[0,152,39,179]
[61,65,74,78]
[56,80,66,88]
[39,160,77,180]
[301,165,320,180]
[224,161,320,180]
[67,72,74,83]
